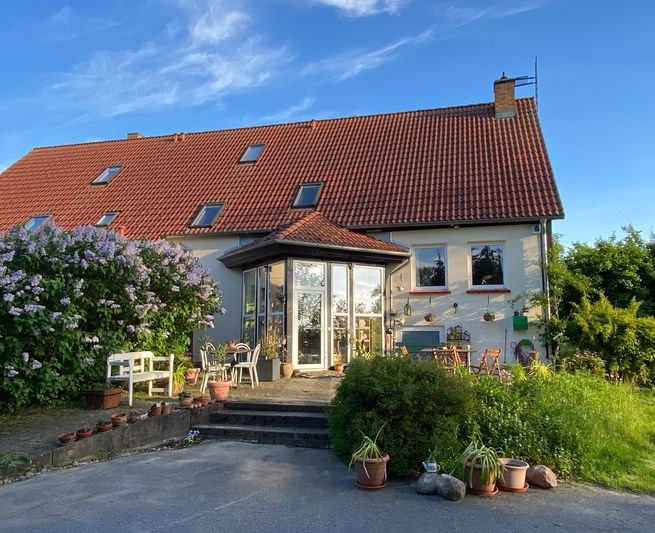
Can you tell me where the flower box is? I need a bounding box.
[513,315,529,331]
[83,388,122,410]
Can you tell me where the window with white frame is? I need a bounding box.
[470,244,504,287]
[414,246,447,289]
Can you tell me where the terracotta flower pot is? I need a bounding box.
[207,381,230,402]
[186,368,200,384]
[161,402,171,415]
[57,432,76,445]
[76,427,93,439]
[353,453,389,490]
[280,362,294,378]
[463,462,497,494]
[149,403,163,417]
[498,458,529,491]
[111,412,128,427]
[96,421,113,433]
[179,398,193,408]
[334,363,344,374]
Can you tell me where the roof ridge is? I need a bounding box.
[30,98,536,152]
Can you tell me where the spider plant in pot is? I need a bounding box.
[459,434,503,495]
[349,424,389,490]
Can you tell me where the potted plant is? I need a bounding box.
[57,432,76,445]
[256,330,282,381]
[76,425,93,439]
[186,366,201,384]
[279,338,293,379]
[424,312,437,323]
[149,402,163,417]
[483,312,496,322]
[178,391,193,408]
[422,447,440,473]
[459,434,503,495]
[349,424,389,490]
[497,458,530,492]
[82,381,122,410]
[206,344,232,401]
[333,354,345,374]
[172,363,188,395]
[111,412,128,427]
[96,419,113,433]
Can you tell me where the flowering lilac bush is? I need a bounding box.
[0,224,222,412]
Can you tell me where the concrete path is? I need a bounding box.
[1,441,653,532]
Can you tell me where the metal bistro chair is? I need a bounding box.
[470,349,502,376]
[200,342,230,394]
[232,343,261,388]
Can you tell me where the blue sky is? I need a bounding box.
[1,0,653,248]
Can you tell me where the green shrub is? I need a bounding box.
[328,357,473,478]
[559,350,606,377]
[470,372,655,490]
[0,225,222,412]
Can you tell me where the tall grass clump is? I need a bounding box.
[472,371,655,492]
[328,357,473,478]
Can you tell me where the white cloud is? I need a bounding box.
[439,0,550,27]
[301,28,432,81]
[261,97,316,123]
[48,1,291,117]
[41,5,119,43]
[312,0,410,17]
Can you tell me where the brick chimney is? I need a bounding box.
[127,132,144,139]
[494,73,516,119]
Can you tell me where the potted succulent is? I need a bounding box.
[422,447,440,473]
[57,432,76,445]
[111,412,128,427]
[349,424,389,490]
[459,434,504,495]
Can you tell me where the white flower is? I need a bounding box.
[30,359,42,370]
[22,352,29,363]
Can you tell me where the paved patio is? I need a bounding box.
[0,371,342,475]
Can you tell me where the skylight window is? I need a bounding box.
[239,144,265,163]
[293,183,323,208]
[92,165,123,185]
[191,203,224,227]
[24,215,51,232]
[96,212,119,227]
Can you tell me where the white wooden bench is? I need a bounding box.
[106,351,174,406]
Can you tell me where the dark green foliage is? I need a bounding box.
[327,356,473,477]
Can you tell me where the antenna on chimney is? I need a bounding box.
[514,56,539,109]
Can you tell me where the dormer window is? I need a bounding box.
[92,165,123,185]
[191,203,224,227]
[293,182,323,208]
[239,144,264,163]
[24,215,51,231]
[96,212,119,227]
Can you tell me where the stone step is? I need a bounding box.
[194,424,330,449]
[210,409,328,429]
[223,401,327,413]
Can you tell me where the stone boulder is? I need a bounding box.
[416,472,439,494]
[526,465,558,489]
[435,474,466,501]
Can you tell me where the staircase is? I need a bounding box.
[193,401,330,449]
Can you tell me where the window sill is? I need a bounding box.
[409,289,452,295]
[466,288,511,294]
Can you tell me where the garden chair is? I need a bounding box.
[470,349,501,375]
[232,343,261,388]
[436,345,465,374]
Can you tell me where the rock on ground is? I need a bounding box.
[416,472,439,494]
[435,474,466,501]
[527,465,558,489]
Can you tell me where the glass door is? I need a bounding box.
[293,261,326,369]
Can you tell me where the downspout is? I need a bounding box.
[538,217,551,360]
[386,257,411,355]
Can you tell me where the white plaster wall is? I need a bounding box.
[167,235,243,360]
[387,224,545,363]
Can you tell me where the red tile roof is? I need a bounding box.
[223,212,408,259]
[0,98,563,240]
